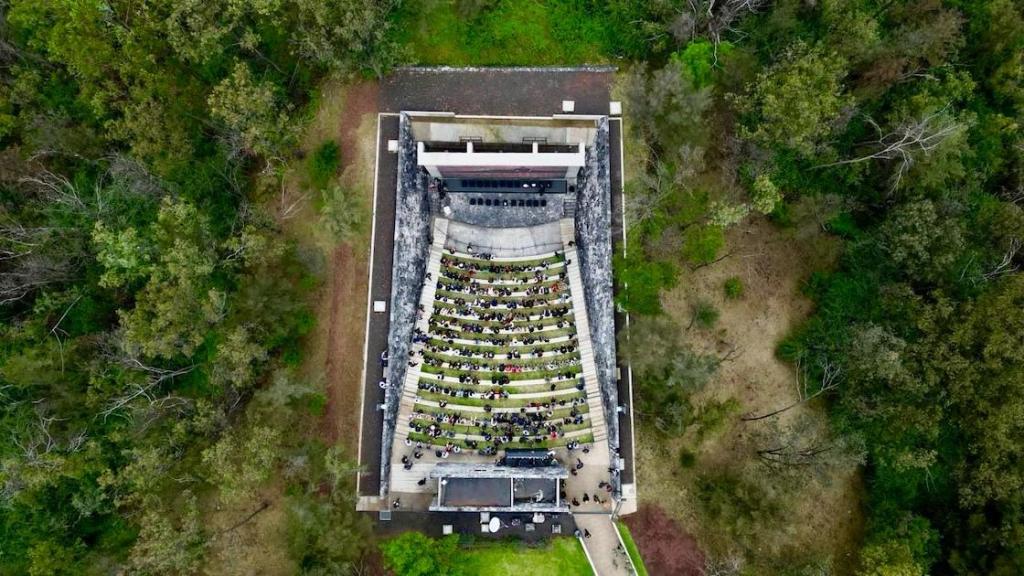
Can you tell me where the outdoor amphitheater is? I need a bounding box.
[357,101,637,573]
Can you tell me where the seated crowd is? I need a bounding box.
[403,249,594,458]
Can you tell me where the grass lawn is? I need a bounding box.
[458,538,593,576]
[615,522,649,576]
[388,0,612,66]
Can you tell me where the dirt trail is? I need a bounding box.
[315,81,380,450]
[636,216,863,568]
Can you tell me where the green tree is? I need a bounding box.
[736,42,852,157]
[202,425,281,506]
[750,174,781,214]
[207,62,292,159]
[320,183,368,243]
[128,492,205,575]
[292,0,400,75]
[92,222,152,289]
[878,200,965,286]
[613,252,677,314]
[380,532,462,576]
[118,198,223,359]
[857,541,925,576]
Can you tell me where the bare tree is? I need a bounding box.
[624,160,677,230]
[675,0,770,62]
[20,170,88,212]
[99,336,196,421]
[753,413,864,480]
[742,354,841,421]
[816,106,965,190]
[0,219,47,261]
[982,238,1021,282]
[0,254,70,305]
[705,553,745,576]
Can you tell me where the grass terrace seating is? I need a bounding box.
[404,248,594,453]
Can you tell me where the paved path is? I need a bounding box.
[391,219,448,495]
[575,514,635,576]
[382,68,616,116]
[560,219,607,447]
[445,220,563,258]
[358,115,400,500]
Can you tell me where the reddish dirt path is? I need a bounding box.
[318,81,380,450]
[336,82,380,172]
[623,505,705,576]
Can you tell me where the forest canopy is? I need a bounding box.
[1,0,1023,575]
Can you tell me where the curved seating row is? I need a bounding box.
[406,249,593,453]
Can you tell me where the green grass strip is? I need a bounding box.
[615,522,649,576]
[422,350,581,368]
[426,337,576,354]
[430,314,569,329]
[413,402,588,421]
[435,289,566,305]
[418,376,582,395]
[432,300,572,318]
[428,327,577,343]
[443,252,564,268]
[438,277,563,295]
[408,418,592,438]
[406,431,591,451]
[440,265,565,281]
[417,389,585,408]
[420,364,582,382]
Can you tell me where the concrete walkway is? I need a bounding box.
[445,220,563,258]
[574,514,635,576]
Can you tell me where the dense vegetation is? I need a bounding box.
[0,1,396,573]
[612,0,1024,574]
[1,0,1022,574]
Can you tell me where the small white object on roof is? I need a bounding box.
[373,300,387,313]
[561,100,575,113]
[442,524,453,535]
[609,101,622,116]
[387,139,398,153]
[488,517,501,532]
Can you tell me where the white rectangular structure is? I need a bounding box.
[416,141,586,180]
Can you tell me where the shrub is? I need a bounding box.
[679,448,697,469]
[694,469,781,544]
[723,277,744,299]
[693,398,741,441]
[320,184,366,243]
[308,139,340,190]
[681,225,724,266]
[692,300,719,329]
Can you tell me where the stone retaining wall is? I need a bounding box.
[379,113,432,497]
[573,117,621,494]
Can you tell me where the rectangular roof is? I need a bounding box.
[430,462,568,480]
[441,477,511,507]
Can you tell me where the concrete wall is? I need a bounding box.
[573,117,622,495]
[379,113,433,498]
[410,116,598,145]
